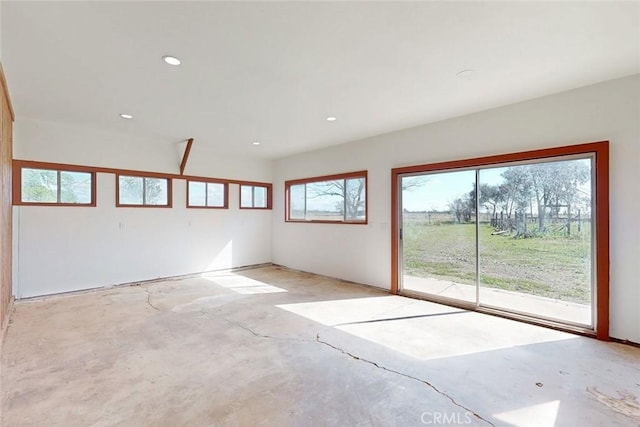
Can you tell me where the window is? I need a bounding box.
[14,160,272,210]
[117,175,171,207]
[187,180,228,208]
[240,184,271,209]
[285,171,367,223]
[17,166,94,206]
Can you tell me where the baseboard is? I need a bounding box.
[271,263,391,293]
[15,263,274,302]
[610,337,640,347]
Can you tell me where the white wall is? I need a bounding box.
[272,74,640,343]
[13,118,272,298]
[13,117,272,181]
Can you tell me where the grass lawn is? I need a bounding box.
[402,219,592,304]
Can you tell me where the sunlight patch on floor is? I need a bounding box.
[493,400,560,427]
[201,273,288,294]
[277,296,578,360]
[277,296,431,326]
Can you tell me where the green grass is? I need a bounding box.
[402,220,592,303]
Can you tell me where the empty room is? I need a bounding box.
[0,1,639,426]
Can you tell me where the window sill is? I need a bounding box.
[285,219,367,225]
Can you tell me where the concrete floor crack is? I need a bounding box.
[145,288,160,311]
[316,333,495,427]
[222,318,313,343]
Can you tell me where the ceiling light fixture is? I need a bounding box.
[326,116,337,122]
[252,141,261,146]
[162,55,181,66]
[119,113,133,119]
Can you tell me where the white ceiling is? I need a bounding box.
[3,1,639,159]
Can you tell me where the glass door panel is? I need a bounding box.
[401,170,477,304]
[477,158,594,326]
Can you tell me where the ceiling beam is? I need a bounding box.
[179,138,194,175]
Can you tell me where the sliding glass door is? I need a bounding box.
[401,170,477,305]
[476,159,593,325]
[398,154,596,329]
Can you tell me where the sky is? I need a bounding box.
[401,158,592,212]
[402,168,504,212]
[291,159,592,213]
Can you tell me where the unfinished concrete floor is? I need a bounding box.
[1,266,639,426]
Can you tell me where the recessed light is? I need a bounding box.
[119,113,133,120]
[326,116,337,122]
[162,55,181,66]
[252,141,261,146]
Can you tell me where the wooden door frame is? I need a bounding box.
[0,62,14,341]
[391,141,609,340]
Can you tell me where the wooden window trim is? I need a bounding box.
[13,160,272,208]
[238,183,273,210]
[285,170,368,224]
[12,160,271,187]
[390,141,609,340]
[186,179,229,209]
[13,162,96,207]
[116,173,172,208]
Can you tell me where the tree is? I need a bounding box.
[449,197,465,223]
[465,185,476,222]
[22,169,57,202]
[526,160,590,233]
[307,177,365,220]
[478,183,505,218]
[145,180,164,204]
[60,172,85,203]
[344,178,365,220]
[119,176,165,204]
[491,159,590,236]
[401,176,429,191]
[500,167,532,219]
[449,183,476,223]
